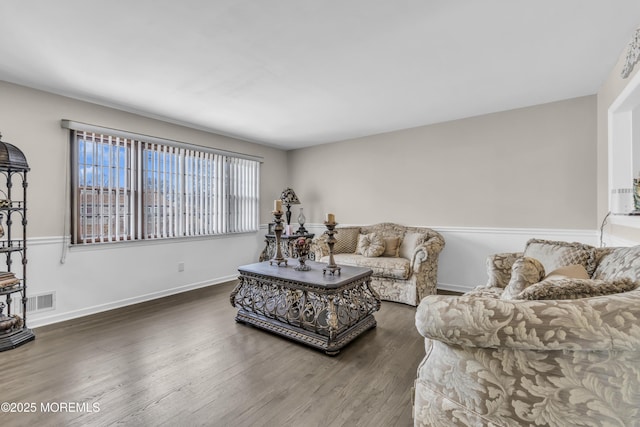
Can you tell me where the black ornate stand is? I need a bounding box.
[0,134,34,351]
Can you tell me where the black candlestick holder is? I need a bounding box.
[270,211,287,266]
[322,221,341,275]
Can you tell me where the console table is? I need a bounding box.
[230,259,380,355]
[258,233,315,262]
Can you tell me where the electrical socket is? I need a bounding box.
[178,261,185,272]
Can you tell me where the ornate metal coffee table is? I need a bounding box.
[230,259,380,355]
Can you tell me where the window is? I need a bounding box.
[609,65,640,224]
[66,121,260,244]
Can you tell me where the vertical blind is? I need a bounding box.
[69,125,260,244]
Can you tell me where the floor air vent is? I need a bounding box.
[26,292,55,313]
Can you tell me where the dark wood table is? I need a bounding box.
[230,259,380,355]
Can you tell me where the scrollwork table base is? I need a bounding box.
[230,259,380,355]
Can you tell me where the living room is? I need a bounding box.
[1,2,640,426]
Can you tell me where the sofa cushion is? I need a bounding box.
[501,257,546,300]
[543,264,590,280]
[399,232,421,260]
[593,245,640,282]
[523,239,596,277]
[356,233,385,257]
[382,237,401,257]
[514,277,638,300]
[333,227,360,254]
[321,253,411,280]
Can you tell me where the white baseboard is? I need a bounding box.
[30,275,237,329]
[437,282,470,294]
[603,232,638,247]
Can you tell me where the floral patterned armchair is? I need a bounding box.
[413,242,640,426]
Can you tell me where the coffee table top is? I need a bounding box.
[238,259,372,289]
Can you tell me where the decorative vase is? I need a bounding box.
[293,236,311,271]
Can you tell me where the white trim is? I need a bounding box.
[29,275,237,329]
[302,223,599,295]
[32,232,259,253]
[436,282,470,294]
[303,223,598,239]
[24,225,606,329]
[27,236,67,246]
[430,225,597,239]
[24,232,260,328]
[603,232,638,247]
[609,214,640,228]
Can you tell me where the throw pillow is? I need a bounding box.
[382,237,401,257]
[356,233,385,257]
[399,232,422,260]
[501,257,546,300]
[543,264,590,281]
[523,239,597,277]
[515,277,638,300]
[592,245,640,282]
[333,227,360,254]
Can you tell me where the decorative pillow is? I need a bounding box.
[399,232,422,260]
[593,245,640,282]
[382,237,401,257]
[523,239,596,277]
[543,264,590,280]
[515,277,638,300]
[501,257,546,300]
[356,233,385,257]
[486,252,523,288]
[333,227,361,254]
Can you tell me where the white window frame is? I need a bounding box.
[63,120,261,245]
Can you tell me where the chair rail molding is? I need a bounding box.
[301,223,597,294]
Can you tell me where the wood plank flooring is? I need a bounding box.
[0,281,426,427]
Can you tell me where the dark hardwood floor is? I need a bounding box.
[0,281,426,427]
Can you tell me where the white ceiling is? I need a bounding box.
[1,1,639,150]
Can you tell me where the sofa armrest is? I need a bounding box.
[485,252,523,288]
[412,234,445,271]
[411,231,445,300]
[415,289,640,351]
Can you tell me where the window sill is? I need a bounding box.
[68,231,259,252]
[610,214,640,228]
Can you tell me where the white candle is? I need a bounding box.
[326,213,335,223]
[274,199,282,213]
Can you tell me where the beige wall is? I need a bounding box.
[597,35,640,244]
[0,80,288,237]
[288,96,597,229]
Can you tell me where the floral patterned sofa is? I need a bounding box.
[310,223,445,306]
[413,240,640,426]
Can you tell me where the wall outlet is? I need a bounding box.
[178,261,185,272]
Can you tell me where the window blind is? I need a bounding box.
[66,121,260,245]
